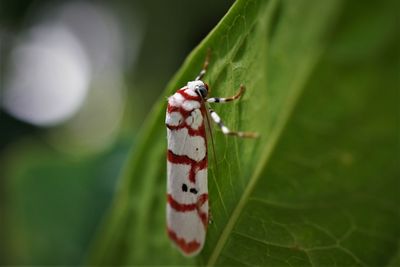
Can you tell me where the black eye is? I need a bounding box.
[190,188,198,194]
[182,184,188,192]
[196,86,208,98]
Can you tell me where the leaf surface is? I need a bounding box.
[89,0,400,265]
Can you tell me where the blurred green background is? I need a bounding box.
[0,0,233,264]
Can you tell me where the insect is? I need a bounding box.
[166,51,258,256]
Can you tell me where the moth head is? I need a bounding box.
[188,80,208,98]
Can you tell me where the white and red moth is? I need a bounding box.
[166,53,257,256]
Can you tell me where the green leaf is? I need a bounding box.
[2,139,128,264]
[89,0,400,265]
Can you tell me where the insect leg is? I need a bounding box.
[208,108,259,138]
[195,49,211,81]
[206,84,245,103]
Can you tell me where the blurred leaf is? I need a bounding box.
[2,139,129,264]
[89,0,399,265]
